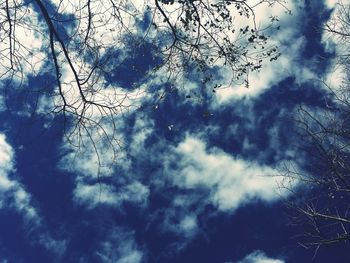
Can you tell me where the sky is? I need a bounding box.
[0,0,349,262]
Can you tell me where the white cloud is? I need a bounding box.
[0,135,14,201]
[237,250,285,263]
[35,0,299,124]
[0,133,66,256]
[117,251,143,263]
[73,181,149,209]
[55,93,154,213]
[0,1,46,82]
[129,115,155,156]
[0,134,13,172]
[216,34,310,100]
[179,215,198,234]
[324,0,341,8]
[61,114,152,209]
[322,0,350,101]
[58,113,131,180]
[159,206,199,241]
[0,134,37,219]
[166,135,289,212]
[96,227,144,263]
[38,0,155,123]
[60,143,116,179]
[214,0,315,102]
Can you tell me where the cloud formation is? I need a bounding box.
[0,134,38,219]
[237,250,285,263]
[214,0,320,102]
[0,133,66,257]
[73,181,149,209]
[0,1,46,83]
[96,227,144,263]
[165,135,288,212]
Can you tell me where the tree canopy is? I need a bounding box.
[0,0,286,159]
[282,1,350,252]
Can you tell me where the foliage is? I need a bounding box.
[0,0,286,160]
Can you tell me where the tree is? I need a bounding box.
[0,0,286,163]
[281,0,350,253]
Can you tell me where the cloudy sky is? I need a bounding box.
[0,0,348,262]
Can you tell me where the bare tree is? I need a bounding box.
[281,0,350,254]
[0,0,287,164]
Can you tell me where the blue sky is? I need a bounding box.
[0,0,348,262]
